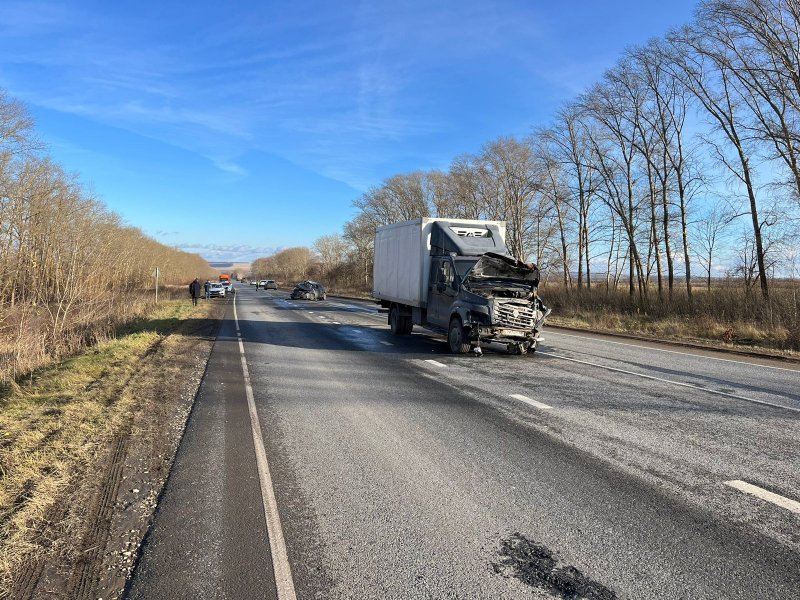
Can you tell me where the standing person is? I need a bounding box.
[189,278,202,306]
[204,280,211,300]
[255,279,260,290]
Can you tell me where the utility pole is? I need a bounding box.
[155,267,159,303]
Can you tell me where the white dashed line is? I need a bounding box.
[539,351,800,414]
[332,321,341,325]
[425,359,447,368]
[380,341,393,346]
[724,480,800,514]
[510,393,552,409]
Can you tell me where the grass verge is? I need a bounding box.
[0,299,219,598]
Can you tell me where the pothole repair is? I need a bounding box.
[492,533,617,599]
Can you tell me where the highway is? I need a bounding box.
[126,284,800,599]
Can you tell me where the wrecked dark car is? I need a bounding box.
[290,281,327,301]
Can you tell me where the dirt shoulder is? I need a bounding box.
[1,298,225,600]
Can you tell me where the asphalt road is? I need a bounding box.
[126,285,800,599]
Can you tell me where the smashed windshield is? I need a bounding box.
[467,252,539,284]
[454,259,478,279]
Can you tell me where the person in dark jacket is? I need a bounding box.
[189,278,202,306]
[204,280,211,300]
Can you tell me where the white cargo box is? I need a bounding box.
[373,218,506,308]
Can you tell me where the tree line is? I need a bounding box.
[256,0,800,313]
[0,90,214,380]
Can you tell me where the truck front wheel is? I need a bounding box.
[448,317,471,354]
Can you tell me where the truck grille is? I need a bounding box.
[495,301,536,329]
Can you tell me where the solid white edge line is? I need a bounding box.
[510,393,552,409]
[233,296,297,600]
[547,330,799,373]
[724,480,800,514]
[539,351,800,414]
[425,359,447,368]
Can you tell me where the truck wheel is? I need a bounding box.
[400,315,413,334]
[448,318,471,354]
[389,306,403,335]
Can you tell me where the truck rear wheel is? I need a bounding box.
[448,317,471,354]
[390,305,413,335]
[400,315,413,334]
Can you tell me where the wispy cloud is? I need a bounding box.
[0,1,554,188]
[176,242,280,262]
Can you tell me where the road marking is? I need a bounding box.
[539,351,800,414]
[331,321,341,325]
[547,330,800,373]
[724,480,800,514]
[329,301,373,312]
[233,296,297,600]
[380,341,393,346]
[425,359,447,368]
[510,393,552,409]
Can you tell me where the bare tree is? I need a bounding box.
[699,0,800,202]
[581,70,649,300]
[314,234,349,275]
[478,137,542,260]
[668,25,771,298]
[692,204,734,289]
[446,155,487,219]
[540,104,598,289]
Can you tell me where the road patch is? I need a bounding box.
[492,533,617,599]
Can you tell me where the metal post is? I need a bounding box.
[155,267,159,303]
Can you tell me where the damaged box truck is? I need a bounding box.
[373,218,550,355]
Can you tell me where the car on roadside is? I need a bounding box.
[264,280,278,290]
[221,280,234,294]
[310,281,326,300]
[208,282,226,298]
[290,280,326,301]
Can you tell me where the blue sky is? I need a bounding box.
[0,0,700,262]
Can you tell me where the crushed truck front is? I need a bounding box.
[452,252,550,353]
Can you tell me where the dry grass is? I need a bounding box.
[541,281,800,354]
[0,299,215,596]
[0,286,193,384]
